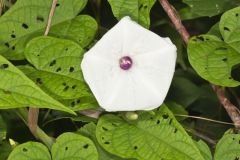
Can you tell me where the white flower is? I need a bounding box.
[81,16,177,111]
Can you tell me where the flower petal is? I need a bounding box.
[121,17,174,56]
[81,16,177,111]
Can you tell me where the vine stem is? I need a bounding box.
[16,108,53,149]
[158,0,240,130]
[28,0,58,146]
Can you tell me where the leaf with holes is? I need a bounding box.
[214,134,240,160]
[108,0,156,28]
[78,123,126,160]
[24,36,91,99]
[188,35,240,87]
[96,104,204,160]
[50,15,98,48]
[7,142,51,160]
[188,7,240,87]
[195,140,212,160]
[0,0,87,60]
[61,96,98,111]
[0,55,74,114]
[51,132,98,160]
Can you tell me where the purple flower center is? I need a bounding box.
[119,56,133,70]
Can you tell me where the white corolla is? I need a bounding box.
[81,16,177,111]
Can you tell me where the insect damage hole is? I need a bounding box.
[222,58,228,62]
[63,86,69,92]
[104,141,110,144]
[11,34,16,38]
[134,146,138,150]
[36,15,44,22]
[22,148,28,152]
[49,60,56,66]
[72,85,77,89]
[71,101,75,107]
[4,42,10,48]
[56,67,62,72]
[83,144,89,149]
[223,27,230,31]
[162,113,169,119]
[0,64,9,69]
[102,126,108,131]
[22,23,29,29]
[69,67,74,72]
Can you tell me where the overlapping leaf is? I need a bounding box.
[8,133,98,160]
[188,7,240,87]
[24,36,91,100]
[52,132,98,160]
[79,123,125,160]
[214,134,240,160]
[108,0,156,28]
[0,55,74,114]
[0,0,87,60]
[7,142,51,160]
[96,105,204,160]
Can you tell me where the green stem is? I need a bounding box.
[15,108,54,149]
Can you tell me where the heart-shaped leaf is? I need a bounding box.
[108,0,156,28]
[79,123,125,160]
[7,142,51,160]
[0,55,74,114]
[0,0,87,60]
[24,36,91,100]
[188,35,240,87]
[96,104,204,160]
[51,132,98,160]
[188,7,240,87]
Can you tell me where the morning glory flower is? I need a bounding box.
[81,16,177,111]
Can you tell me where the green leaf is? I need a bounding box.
[79,123,125,160]
[61,96,98,111]
[24,36,91,99]
[214,134,240,160]
[194,140,212,160]
[50,15,98,48]
[96,104,204,160]
[7,142,51,160]
[188,35,240,87]
[108,0,156,28]
[0,55,74,114]
[51,132,98,160]
[220,6,240,51]
[0,0,87,60]
[182,0,239,18]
